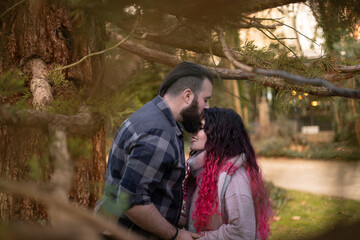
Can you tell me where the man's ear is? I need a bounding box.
[182,89,194,104]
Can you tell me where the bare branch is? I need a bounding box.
[0,0,26,19]
[28,59,53,109]
[242,14,285,21]
[255,26,304,64]
[206,67,335,96]
[243,15,320,47]
[48,127,75,227]
[55,34,131,72]
[113,20,245,60]
[215,26,360,99]
[107,30,360,98]
[230,21,282,29]
[271,19,320,47]
[108,30,182,67]
[336,64,360,73]
[0,104,103,137]
[0,180,144,240]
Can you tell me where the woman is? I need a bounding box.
[182,107,272,240]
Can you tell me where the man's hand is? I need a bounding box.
[127,204,200,239]
[176,229,201,240]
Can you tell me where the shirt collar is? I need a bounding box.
[153,95,183,137]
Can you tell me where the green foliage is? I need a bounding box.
[46,61,162,136]
[307,143,360,161]
[239,40,276,68]
[234,40,340,110]
[254,136,293,157]
[28,155,45,180]
[275,92,309,112]
[67,136,91,159]
[0,69,27,97]
[100,61,165,132]
[27,138,49,181]
[96,92,142,131]
[37,218,47,226]
[333,37,360,63]
[126,62,163,104]
[332,82,360,146]
[47,90,83,116]
[314,0,360,51]
[46,77,141,130]
[47,66,68,89]
[254,136,360,161]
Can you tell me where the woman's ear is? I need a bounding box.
[182,89,194,104]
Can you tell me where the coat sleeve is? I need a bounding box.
[200,171,257,240]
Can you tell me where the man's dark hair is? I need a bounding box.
[158,62,213,97]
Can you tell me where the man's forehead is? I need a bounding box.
[199,79,213,94]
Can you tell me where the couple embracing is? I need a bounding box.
[95,62,273,240]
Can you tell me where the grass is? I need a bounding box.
[270,190,360,240]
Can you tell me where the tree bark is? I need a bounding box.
[0,0,106,222]
[0,127,48,223]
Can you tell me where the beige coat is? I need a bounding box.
[185,151,257,240]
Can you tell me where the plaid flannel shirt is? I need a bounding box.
[99,96,185,227]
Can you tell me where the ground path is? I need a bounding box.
[258,157,360,201]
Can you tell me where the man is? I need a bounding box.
[96,62,213,239]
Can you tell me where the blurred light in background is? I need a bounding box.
[311,101,319,106]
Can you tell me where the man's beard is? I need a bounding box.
[180,99,202,133]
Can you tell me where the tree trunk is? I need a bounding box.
[0,127,48,222]
[0,0,106,222]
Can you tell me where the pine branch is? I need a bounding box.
[215,26,360,99]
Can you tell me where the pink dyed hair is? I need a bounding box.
[183,107,273,239]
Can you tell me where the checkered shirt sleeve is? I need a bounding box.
[119,128,177,206]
